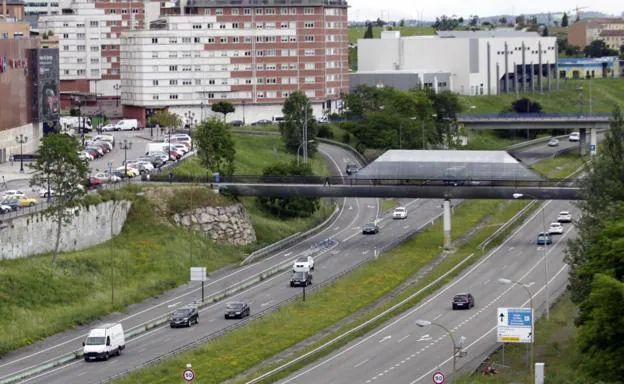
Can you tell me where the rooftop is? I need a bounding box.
[356,150,542,181]
[436,30,542,38]
[180,0,347,7]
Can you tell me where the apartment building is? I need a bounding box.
[120,0,349,126]
[39,0,160,108]
[568,18,624,49]
[1,0,25,21]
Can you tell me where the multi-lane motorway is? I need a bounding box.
[0,137,582,384]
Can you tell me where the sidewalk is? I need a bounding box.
[0,161,36,184]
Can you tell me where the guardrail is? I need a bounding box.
[457,112,611,121]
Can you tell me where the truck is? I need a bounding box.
[60,116,93,132]
[145,142,170,154]
[82,323,125,361]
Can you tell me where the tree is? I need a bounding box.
[29,134,89,263]
[363,22,373,39]
[584,40,619,58]
[515,15,526,28]
[279,91,318,156]
[510,98,543,113]
[375,17,386,27]
[576,274,624,382]
[399,19,405,27]
[210,101,235,122]
[542,26,550,37]
[469,15,479,27]
[620,44,624,59]
[498,16,507,25]
[256,163,320,218]
[561,12,569,27]
[194,116,236,175]
[149,109,182,129]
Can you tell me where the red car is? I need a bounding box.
[168,150,181,160]
[87,177,103,190]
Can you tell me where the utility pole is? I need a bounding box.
[302,103,308,164]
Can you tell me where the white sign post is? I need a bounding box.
[190,267,208,302]
[497,307,533,344]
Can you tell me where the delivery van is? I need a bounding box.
[82,323,125,361]
[115,119,138,131]
[145,142,169,154]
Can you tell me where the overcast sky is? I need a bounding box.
[349,0,623,22]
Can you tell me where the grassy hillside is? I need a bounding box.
[348,26,435,43]
[460,78,624,113]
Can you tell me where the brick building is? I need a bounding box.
[120,0,349,127]
[568,18,624,49]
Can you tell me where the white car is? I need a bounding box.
[93,172,121,183]
[557,211,572,223]
[172,143,189,154]
[392,206,408,219]
[0,204,12,214]
[37,188,56,198]
[1,190,26,200]
[101,124,118,132]
[292,256,314,272]
[548,222,564,235]
[569,132,580,142]
[79,151,94,161]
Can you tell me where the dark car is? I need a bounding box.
[362,222,379,235]
[1,201,20,212]
[452,293,475,310]
[251,119,272,126]
[229,120,244,127]
[290,271,312,287]
[224,301,250,319]
[139,155,166,168]
[169,305,199,327]
[345,163,359,176]
[537,232,553,245]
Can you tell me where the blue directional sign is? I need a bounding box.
[507,308,532,327]
[497,307,534,344]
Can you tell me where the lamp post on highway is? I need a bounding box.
[120,139,133,179]
[15,134,28,173]
[512,193,550,320]
[498,278,536,380]
[415,319,465,382]
[297,140,315,166]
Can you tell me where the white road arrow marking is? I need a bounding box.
[379,335,392,343]
[167,301,181,308]
[283,252,293,258]
[418,334,431,341]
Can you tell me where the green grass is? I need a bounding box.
[461,78,624,114]
[463,131,547,150]
[174,134,328,177]
[453,293,579,384]
[380,198,400,213]
[530,149,588,179]
[348,26,435,43]
[113,198,534,384]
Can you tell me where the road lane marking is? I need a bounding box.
[378,335,391,343]
[282,252,292,258]
[397,335,410,343]
[433,314,442,321]
[261,300,274,307]
[167,301,181,308]
[353,359,368,368]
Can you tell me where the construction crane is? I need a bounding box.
[567,6,589,21]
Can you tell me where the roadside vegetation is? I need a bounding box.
[347,26,435,43]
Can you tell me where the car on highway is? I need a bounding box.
[251,119,272,126]
[452,292,475,310]
[557,211,572,223]
[169,305,199,327]
[362,222,379,235]
[537,232,553,245]
[290,271,312,287]
[569,132,580,142]
[229,120,244,127]
[293,256,315,272]
[393,206,408,219]
[224,301,251,319]
[548,222,564,235]
[345,163,359,175]
[83,323,125,361]
[547,138,559,147]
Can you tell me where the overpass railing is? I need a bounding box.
[457,112,611,121]
[146,174,582,188]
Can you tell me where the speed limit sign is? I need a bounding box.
[182,368,195,382]
[432,371,446,384]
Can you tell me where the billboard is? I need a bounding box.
[29,48,60,134]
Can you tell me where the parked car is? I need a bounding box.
[452,293,475,310]
[84,148,101,159]
[37,188,56,198]
[0,190,26,199]
[171,143,189,154]
[547,138,559,147]
[89,141,111,154]
[169,306,199,327]
[362,222,379,235]
[557,211,572,223]
[101,124,117,132]
[93,172,121,183]
[229,120,244,127]
[138,155,166,168]
[569,132,580,142]
[224,302,250,319]
[251,119,272,126]
[290,271,312,287]
[1,200,21,211]
[345,163,359,176]
[115,166,138,178]
[293,256,315,272]
[85,146,104,158]
[393,206,408,219]
[88,177,103,189]
[548,222,564,235]
[94,140,113,152]
[167,150,182,161]
[0,204,13,214]
[18,197,38,207]
[79,151,94,161]
[537,232,553,245]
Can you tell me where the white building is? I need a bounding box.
[39,0,160,99]
[354,30,558,96]
[23,0,71,28]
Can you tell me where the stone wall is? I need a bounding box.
[0,200,132,260]
[173,204,256,245]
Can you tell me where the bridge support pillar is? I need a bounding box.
[443,199,452,249]
[590,127,597,157]
[579,128,587,156]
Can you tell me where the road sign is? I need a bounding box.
[497,307,533,344]
[432,371,446,384]
[190,267,207,282]
[182,368,195,382]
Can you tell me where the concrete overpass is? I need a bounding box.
[457,112,611,155]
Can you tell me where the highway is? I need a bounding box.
[0,137,580,383]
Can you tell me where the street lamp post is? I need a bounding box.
[120,139,133,179]
[513,193,550,320]
[185,111,196,150]
[415,320,464,382]
[15,134,28,173]
[114,84,120,107]
[297,140,315,166]
[498,278,536,380]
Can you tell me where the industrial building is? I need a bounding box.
[558,56,621,79]
[120,0,349,127]
[353,30,558,96]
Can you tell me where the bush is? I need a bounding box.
[165,187,232,215]
[256,163,320,218]
[317,124,334,139]
[341,132,351,144]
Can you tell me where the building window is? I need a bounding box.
[304,76,315,84]
[304,36,315,43]
[206,37,215,43]
[169,65,178,71]
[304,7,314,14]
[63,45,69,51]
[170,80,178,85]
[216,8,223,15]
[152,95,159,100]
[244,8,251,15]
[169,94,178,99]
[90,46,99,52]
[64,69,70,75]
[305,90,315,97]
[280,7,288,15]
[192,24,202,29]
[304,49,315,56]
[77,33,85,39]
[90,21,99,27]
[233,36,240,43]
[304,22,314,28]
[90,69,99,76]
[305,63,314,70]
[266,8,275,15]
[194,37,201,43]
[232,8,239,15]
[255,8,263,15]
[90,58,99,64]
[152,38,158,44]
[153,80,159,86]
[77,69,85,75]
[152,51,158,58]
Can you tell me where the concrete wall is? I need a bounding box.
[0,200,132,260]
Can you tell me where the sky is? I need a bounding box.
[349,0,623,22]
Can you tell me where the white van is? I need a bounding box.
[115,119,138,131]
[82,323,125,361]
[60,116,93,132]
